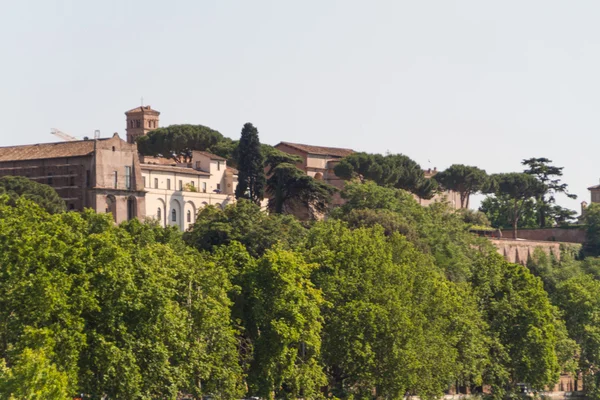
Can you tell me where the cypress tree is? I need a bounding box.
[235,123,266,204]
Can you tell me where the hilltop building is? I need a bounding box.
[0,133,145,223]
[274,141,460,209]
[141,151,237,230]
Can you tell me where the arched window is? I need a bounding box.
[157,207,161,220]
[172,208,177,222]
[187,210,191,223]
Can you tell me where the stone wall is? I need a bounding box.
[490,238,563,265]
[512,228,586,244]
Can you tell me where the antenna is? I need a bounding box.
[94,130,101,139]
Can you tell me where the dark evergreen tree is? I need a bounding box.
[235,123,266,204]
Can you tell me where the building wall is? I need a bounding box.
[416,190,461,209]
[273,143,309,172]
[144,186,234,231]
[141,154,237,231]
[92,135,146,224]
[0,156,93,211]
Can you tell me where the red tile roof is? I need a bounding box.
[193,151,227,161]
[276,142,354,158]
[0,140,97,162]
[141,156,177,166]
[125,105,160,114]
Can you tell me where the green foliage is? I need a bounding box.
[306,221,489,399]
[184,199,306,257]
[470,254,561,393]
[137,124,234,163]
[584,203,600,256]
[523,157,577,228]
[457,208,491,227]
[0,198,242,399]
[334,152,437,199]
[235,123,266,204]
[0,164,592,399]
[554,275,600,397]
[484,173,546,237]
[0,175,66,213]
[0,347,69,400]
[434,164,489,208]
[246,247,326,399]
[480,194,539,229]
[267,163,335,217]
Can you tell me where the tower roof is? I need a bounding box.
[125,105,160,115]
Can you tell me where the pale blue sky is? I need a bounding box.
[2,0,598,211]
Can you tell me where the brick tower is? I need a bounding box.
[125,105,160,144]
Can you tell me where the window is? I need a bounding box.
[154,178,158,189]
[113,171,118,189]
[69,176,75,186]
[167,179,171,190]
[112,146,116,152]
[217,161,221,171]
[157,208,161,220]
[216,183,221,191]
[187,210,191,223]
[172,209,177,222]
[47,173,53,185]
[125,166,132,189]
[143,176,146,188]
[86,170,91,188]
[179,180,183,191]
[190,181,194,188]
[202,182,207,193]
[136,120,141,128]
[69,203,75,210]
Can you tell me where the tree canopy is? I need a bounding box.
[484,173,546,238]
[433,164,488,208]
[0,175,66,214]
[334,152,437,199]
[136,124,234,163]
[522,158,577,228]
[235,123,266,204]
[0,165,594,399]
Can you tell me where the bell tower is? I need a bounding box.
[125,105,160,144]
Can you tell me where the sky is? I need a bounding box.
[1,0,598,211]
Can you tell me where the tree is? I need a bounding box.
[334,152,437,199]
[0,176,65,213]
[183,199,306,258]
[245,247,326,399]
[583,203,600,256]
[235,123,266,204]
[0,198,244,399]
[0,347,69,400]
[470,254,561,393]
[265,152,335,217]
[306,221,489,398]
[434,164,489,208]
[480,194,539,230]
[523,158,577,228]
[486,173,545,239]
[554,275,600,397]
[136,124,234,163]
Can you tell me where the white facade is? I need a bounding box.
[141,151,237,231]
